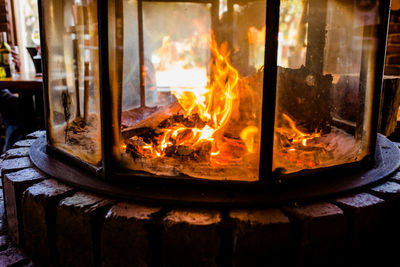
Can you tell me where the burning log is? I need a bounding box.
[119,35,262,180]
[122,102,182,139]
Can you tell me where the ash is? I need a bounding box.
[274,127,363,174]
[51,114,102,165]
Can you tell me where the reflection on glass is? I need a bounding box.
[273,0,381,174]
[43,0,102,165]
[111,0,266,181]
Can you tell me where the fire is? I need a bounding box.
[275,113,324,169]
[127,33,259,164]
[279,113,321,146]
[240,126,258,153]
[172,37,239,134]
[160,34,239,158]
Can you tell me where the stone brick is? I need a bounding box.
[56,192,113,267]
[370,181,400,202]
[12,139,36,148]
[162,209,221,267]
[26,131,46,140]
[0,197,4,235]
[335,193,385,234]
[335,193,386,265]
[0,157,33,176]
[230,209,290,267]
[0,158,3,181]
[389,170,400,183]
[3,147,30,160]
[3,168,47,245]
[369,181,400,262]
[101,202,161,267]
[22,179,73,264]
[284,202,346,266]
[0,247,29,266]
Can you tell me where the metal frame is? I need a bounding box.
[37,0,50,145]
[98,0,112,178]
[36,0,393,188]
[260,0,280,183]
[369,0,391,158]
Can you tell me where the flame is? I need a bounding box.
[156,34,240,158]
[240,126,258,153]
[275,113,324,169]
[172,36,239,133]
[277,113,321,146]
[125,33,259,164]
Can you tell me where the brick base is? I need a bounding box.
[1,132,400,266]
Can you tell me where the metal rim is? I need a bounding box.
[30,135,400,207]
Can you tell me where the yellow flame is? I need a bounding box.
[279,113,320,146]
[147,34,241,159]
[129,32,259,164]
[240,126,258,153]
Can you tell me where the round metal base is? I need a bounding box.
[30,135,400,207]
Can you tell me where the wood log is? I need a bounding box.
[122,101,182,139]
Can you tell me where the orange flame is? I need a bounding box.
[155,35,239,158]
[275,113,323,169]
[123,32,261,167]
[135,33,261,164]
[240,126,258,153]
[277,113,321,147]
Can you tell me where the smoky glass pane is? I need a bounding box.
[43,0,102,165]
[273,0,382,174]
[111,0,266,181]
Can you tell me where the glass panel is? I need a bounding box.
[110,0,266,181]
[43,0,102,165]
[273,0,381,174]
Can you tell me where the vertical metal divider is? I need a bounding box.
[138,0,146,108]
[305,0,327,74]
[259,0,280,184]
[369,1,391,159]
[37,0,51,145]
[98,0,112,179]
[114,0,124,172]
[356,19,368,148]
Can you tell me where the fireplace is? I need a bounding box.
[31,0,400,204]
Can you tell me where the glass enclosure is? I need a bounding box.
[41,0,388,182]
[109,0,266,181]
[273,0,382,174]
[43,0,102,165]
